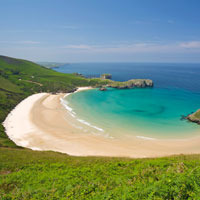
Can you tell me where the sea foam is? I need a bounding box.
[136,136,156,140]
[60,96,105,132]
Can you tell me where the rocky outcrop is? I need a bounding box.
[99,86,107,91]
[101,74,112,80]
[186,109,200,125]
[73,72,85,78]
[107,79,153,89]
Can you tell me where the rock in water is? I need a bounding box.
[99,87,107,91]
[186,109,200,125]
[107,79,153,89]
[101,74,112,80]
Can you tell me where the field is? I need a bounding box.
[1,55,200,199]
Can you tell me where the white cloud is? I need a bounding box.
[16,41,40,44]
[59,25,79,30]
[60,41,200,54]
[179,41,200,48]
[130,19,160,25]
[2,40,200,62]
[0,29,45,33]
[62,44,92,49]
[0,40,40,44]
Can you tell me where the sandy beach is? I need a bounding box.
[3,87,200,158]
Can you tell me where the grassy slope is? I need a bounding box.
[0,55,108,147]
[0,55,106,94]
[194,110,200,119]
[1,55,200,199]
[187,109,200,124]
[1,148,200,199]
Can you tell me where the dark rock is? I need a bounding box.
[99,87,107,91]
[101,74,112,80]
[185,109,200,125]
[73,73,85,78]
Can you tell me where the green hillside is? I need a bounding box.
[0,55,108,147]
[0,55,107,94]
[1,148,200,199]
[1,55,200,199]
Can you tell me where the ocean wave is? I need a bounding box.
[60,97,76,117]
[77,118,104,132]
[60,97,104,132]
[136,136,156,140]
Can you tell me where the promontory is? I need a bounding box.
[186,109,200,125]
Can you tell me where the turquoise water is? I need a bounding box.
[56,63,200,139]
[65,87,200,139]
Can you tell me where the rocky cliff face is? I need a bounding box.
[101,74,112,80]
[186,109,200,125]
[107,79,153,89]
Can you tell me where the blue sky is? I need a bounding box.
[0,0,200,62]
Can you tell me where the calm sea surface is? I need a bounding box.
[54,63,200,138]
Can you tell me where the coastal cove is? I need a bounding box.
[2,1,200,198]
[54,62,200,136]
[64,87,200,139]
[3,87,200,158]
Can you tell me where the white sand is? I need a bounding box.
[2,87,92,152]
[3,87,200,158]
[3,93,47,150]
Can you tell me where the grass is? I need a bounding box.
[0,76,21,93]
[187,109,200,124]
[0,55,108,147]
[194,110,200,119]
[1,55,200,199]
[1,148,200,199]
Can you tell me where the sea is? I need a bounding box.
[54,63,200,139]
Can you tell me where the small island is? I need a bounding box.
[98,74,153,90]
[186,109,200,125]
[107,79,153,89]
[101,73,112,79]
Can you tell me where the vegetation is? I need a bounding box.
[36,62,67,69]
[107,79,153,89]
[0,55,108,147]
[186,109,200,125]
[100,73,112,79]
[193,110,200,119]
[1,148,200,199]
[1,55,200,199]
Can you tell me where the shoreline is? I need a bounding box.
[60,87,106,133]
[3,87,200,158]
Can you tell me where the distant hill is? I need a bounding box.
[36,61,68,68]
[0,55,88,93]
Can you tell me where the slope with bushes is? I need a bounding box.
[1,148,200,199]
[0,55,107,147]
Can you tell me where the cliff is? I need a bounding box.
[101,74,112,79]
[107,79,153,89]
